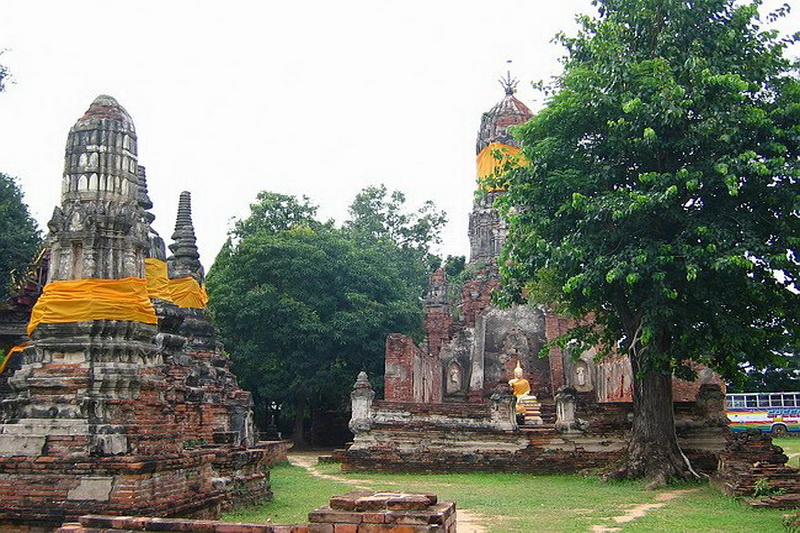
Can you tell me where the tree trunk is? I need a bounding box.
[293,395,307,450]
[605,353,695,488]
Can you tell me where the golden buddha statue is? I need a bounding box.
[508,361,543,425]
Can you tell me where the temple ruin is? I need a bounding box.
[0,96,287,531]
[341,78,731,474]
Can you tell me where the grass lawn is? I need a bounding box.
[222,460,791,532]
[775,436,800,470]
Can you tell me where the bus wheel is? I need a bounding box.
[772,424,788,437]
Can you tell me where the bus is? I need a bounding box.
[726,392,800,436]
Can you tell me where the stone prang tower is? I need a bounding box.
[0,96,282,531]
[468,76,532,268]
[51,95,149,280]
[1,96,161,452]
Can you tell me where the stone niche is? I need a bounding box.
[481,306,548,396]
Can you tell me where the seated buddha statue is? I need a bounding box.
[508,361,543,425]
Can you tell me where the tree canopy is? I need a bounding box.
[0,173,41,300]
[344,184,446,255]
[344,184,447,286]
[499,0,800,485]
[0,51,9,93]
[207,186,444,446]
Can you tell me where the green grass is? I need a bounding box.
[220,462,351,524]
[223,460,790,532]
[775,436,800,468]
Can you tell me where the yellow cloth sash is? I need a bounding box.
[0,342,29,373]
[27,278,158,335]
[145,258,208,309]
[476,142,524,191]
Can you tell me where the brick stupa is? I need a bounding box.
[0,96,286,531]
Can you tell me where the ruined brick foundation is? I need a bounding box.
[56,491,456,533]
[342,383,728,475]
[714,429,800,509]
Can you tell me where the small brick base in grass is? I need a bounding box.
[54,491,456,533]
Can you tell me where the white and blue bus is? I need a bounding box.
[726,392,800,436]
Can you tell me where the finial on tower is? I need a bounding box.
[499,60,518,96]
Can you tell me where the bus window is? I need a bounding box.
[746,396,757,408]
[757,394,770,408]
[770,395,784,407]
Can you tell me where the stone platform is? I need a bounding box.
[0,440,290,531]
[341,386,729,475]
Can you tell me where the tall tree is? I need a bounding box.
[344,184,447,296]
[345,184,446,254]
[0,173,41,300]
[499,0,800,486]
[208,188,443,447]
[729,350,800,393]
[231,191,321,238]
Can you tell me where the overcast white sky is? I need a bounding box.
[0,1,796,271]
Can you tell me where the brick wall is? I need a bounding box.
[342,387,727,475]
[424,308,453,358]
[715,430,800,508]
[460,278,498,327]
[544,312,573,391]
[384,334,420,402]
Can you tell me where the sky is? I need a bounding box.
[0,1,796,271]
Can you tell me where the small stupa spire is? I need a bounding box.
[137,166,155,223]
[167,191,204,281]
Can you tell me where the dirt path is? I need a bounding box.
[589,488,701,532]
[287,452,487,533]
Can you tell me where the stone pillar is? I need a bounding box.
[349,372,374,434]
[554,386,581,433]
[423,269,452,358]
[384,334,420,402]
[136,166,167,261]
[489,392,517,431]
[545,310,569,392]
[468,315,486,402]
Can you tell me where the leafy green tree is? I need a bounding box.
[345,184,447,254]
[344,184,447,299]
[232,191,321,238]
[444,255,466,279]
[729,351,800,393]
[0,173,41,300]
[208,189,442,446]
[499,0,800,485]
